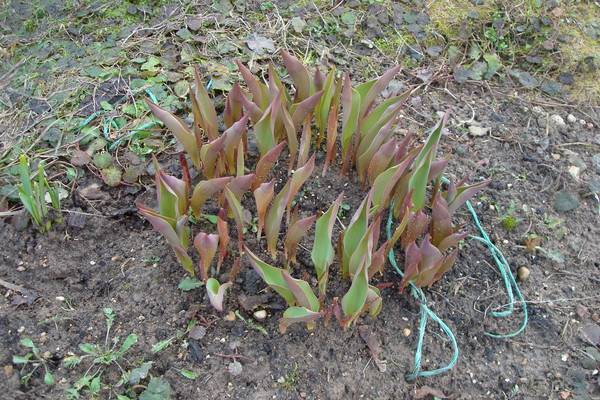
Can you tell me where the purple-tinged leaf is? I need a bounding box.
[291,91,323,129]
[264,182,290,258]
[284,214,316,264]
[342,192,372,278]
[223,115,249,174]
[433,248,459,283]
[341,74,361,167]
[430,193,453,246]
[280,106,298,171]
[359,65,401,117]
[224,187,246,252]
[323,77,342,176]
[279,306,322,333]
[371,153,415,211]
[199,134,226,178]
[367,139,397,185]
[224,84,244,128]
[193,67,218,140]
[254,180,275,240]
[437,231,468,252]
[235,60,269,109]
[341,254,368,328]
[137,204,194,276]
[400,210,430,249]
[282,271,319,311]
[238,90,264,123]
[356,118,396,183]
[216,209,230,271]
[227,173,255,201]
[316,68,337,142]
[399,241,422,291]
[146,100,201,169]
[206,278,232,312]
[194,232,219,281]
[447,180,491,215]
[255,141,286,187]
[281,50,311,102]
[297,115,312,168]
[191,177,232,217]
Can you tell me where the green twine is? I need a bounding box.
[465,201,528,338]
[386,208,459,381]
[386,197,528,379]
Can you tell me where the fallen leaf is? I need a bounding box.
[581,323,600,346]
[414,385,448,399]
[358,325,386,372]
[246,34,275,56]
[70,150,91,166]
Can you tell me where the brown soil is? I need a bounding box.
[2,83,600,400]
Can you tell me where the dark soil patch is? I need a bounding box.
[2,83,600,399]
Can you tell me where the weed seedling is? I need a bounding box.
[64,308,138,399]
[12,337,55,386]
[17,154,62,232]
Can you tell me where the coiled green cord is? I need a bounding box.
[386,197,528,379]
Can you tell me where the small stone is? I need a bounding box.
[55,296,65,301]
[553,191,580,212]
[469,125,490,137]
[592,154,600,173]
[224,311,236,321]
[567,114,577,123]
[561,353,569,362]
[576,305,590,320]
[3,365,13,377]
[17,326,25,333]
[580,119,586,125]
[253,310,267,320]
[517,267,530,281]
[402,328,411,337]
[277,376,286,384]
[549,114,567,132]
[228,361,243,376]
[588,178,600,194]
[587,122,594,129]
[567,165,580,180]
[189,325,207,340]
[17,266,25,272]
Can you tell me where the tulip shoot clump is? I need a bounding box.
[137,52,489,331]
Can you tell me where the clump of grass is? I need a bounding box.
[501,214,519,232]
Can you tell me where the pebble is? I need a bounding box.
[593,154,600,173]
[402,328,411,337]
[469,125,490,137]
[580,119,586,125]
[223,311,236,321]
[567,114,577,123]
[517,267,530,281]
[277,376,286,383]
[253,310,267,320]
[549,114,567,132]
[228,361,243,376]
[553,191,580,212]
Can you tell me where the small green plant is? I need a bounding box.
[12,337,55,386]
[64,308,138,399]
[500,202,520,232]
[17,154,62,232]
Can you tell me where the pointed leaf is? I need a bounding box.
[227,173,255,201]
[286,155,315,216]
[281,50,311,102]
[253,180,275,240]
[341,74,361,163]
[206,278,232,312]
[279,307,322,333]
[216,208,230,270]
[282,271,319,311]
[245,246,295,305]
[235,60,268,109]
[193,66,218,140]
[264,182,290,258]
[284,214,316,264]
[194,232,219,281]
[360,65,401,117]
[254,94,280,156]
[224,84,244,128]
[223,115,249,173]
[311,193,343,295]
[341,257,369,328]
[146,100,201,168]
[447,180,491,215]
[255,141,286,186]
[199,134,226,178]
[367,139,397,185]
[190,177,232,217]
[297,115,312,167]
[291,91,323,129]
